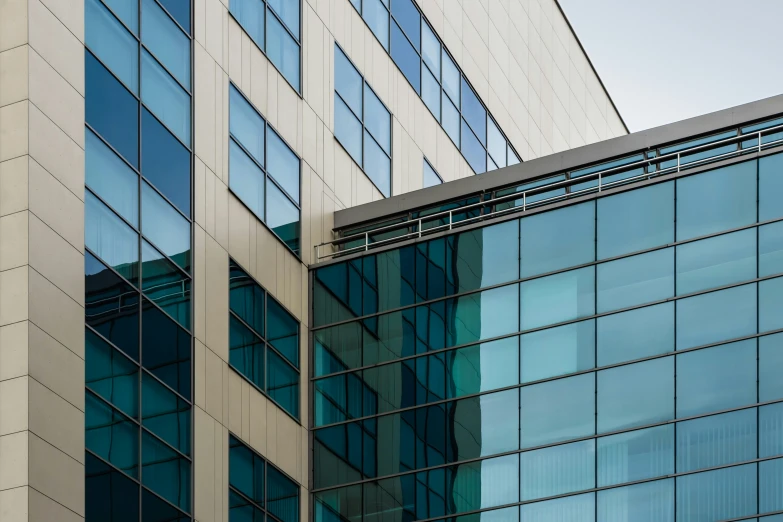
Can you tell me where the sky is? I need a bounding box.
[558,0,783,132]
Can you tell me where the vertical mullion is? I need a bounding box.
[137,0,144,518]
[593,201,598,520]
[673,173,678,520]
[756,157,761,517]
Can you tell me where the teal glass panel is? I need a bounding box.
[141,430,191,512]
[447,336,519,398]
[760,221,783,277]
[230,0,263,48]
[142,181,191,272]
[230,435,265,504]
[447,283,518,348]
[267,298,298,367]
[520,493,594,522]
[229,315,264,390]
[760,277,783,332]
[86,391,139,478]
[760,333,783,401]
[520,373,594,448]
[520,320,594,383]
[142,372,190,455]
[268,465,300,522]
[103,0,138,33]
[676,229,756,295]
[229,261,264,334]
[230,139,265,220]
[453,219,520,293]
[86,129,139,227]
[597,302,674,365]
[520,267,595,331]
[142,488,191,521]
[314,486,362,522]
[313,321,363,376]
[520,202,595,277]
[760,153,783,221]
[268,349,299,419]
[520,439,594,501]
[230,85,265,165]
[141,50,191,146]
[267,127,300,204]
[230,489,264,522]
[452,389,519,460]
[85,191,139,284]
[86,452,140,521]
[676,160,757,241]
[314,371,364,425]
[598,357,674,433]
[760,403,783,458]
[598,182,674,259]
[676,284,757,350]
[141,0,190,89]
[267,180,301,253]
[676,408,757,472]
[761,458,783,513]
[142,299,191,399]
[597,425,674,487]
[676,339,757,418]
[86,328,139,418]
[598,479,674,522]
[597,248,674,312]
[266,9,300,90]
[675,464,757,522]
[86,0,139,93]
[141,240,190,330]
[448,454,519,513]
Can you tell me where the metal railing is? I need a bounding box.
[314,120,783,262]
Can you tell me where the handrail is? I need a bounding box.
[314,121,783,262]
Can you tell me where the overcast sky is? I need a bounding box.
[558,0,783,132]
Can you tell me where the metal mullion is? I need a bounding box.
[85,185,142,233]
[141,43,192,95]
[87,387,142,426]
[265,3,301,45]
[85,47,141,102]
[96,0,142,42]
[230,309,266,345]
[230,134,267,175]
[266,342,301,374]
[86,448,142,485]
[140,175,193,223]
[85,323,141,367]
[334,90,363,124]
[140,424,193,463]
[150,0,192,38]
[140,366,194,407]
[266,169,302,211]
[137,1,144,513]
[140,236,193,285]
[86,122,142,175]
[229,485,266,515]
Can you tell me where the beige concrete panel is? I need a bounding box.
[28,377,83,462]
[0,0,28,52]
[240,379,251,441]
[299,166,312,265]
[203,146,217,239]
[27,49,83,148]
[0,376,28,435]
[194,338,207,409]
[28,0,84,95]
[205,0,225,68]
[275,242,286,304]
[195,0,206,47]
[249,44,268,116]
[27,267,82,357]
[214,174,230,249]
[226,367,242,436]
[264,397,278,463]
[0,101,29,162]
[227,195,251,276]
[0,157,28,217]
[302,103,316,173]
[222,361,230,428]
[0,486,27,521]
[0,322,28,382]
[307,173,323,253]
[28,432,83,516]
[38,0,83,42]
[194,157,207,229]
[26,213,81,306]
[240,32,251,95]
[247,381,267,455]
[0,266,28,327]
[217,67,229,185]
[194,406,216,522]
[0,432,28,490]
[217,421,228,522]
[195,44,217,175]
[205,347,225,421]
[194,225,207,344]
[28,487,82,522]
[27,159,83,251]
[304,5,323,121]
[277,80,299,157]
[0,212,28,271]
[205,235,229,360]
[273,408,300,482]
[253,224,277,292]
[227,17,242,88]
[0,46,28,108]
[28,322,83,410]
[27,105,83,199]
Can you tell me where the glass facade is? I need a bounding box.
[312,154,783,522]
[423,159,443,188]
[348,0,520,174]
[85,0,193,519]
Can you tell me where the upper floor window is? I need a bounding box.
[334,44,392,197]
[229,84,301,255]
[230,0,301,92]
[423,158,442,188]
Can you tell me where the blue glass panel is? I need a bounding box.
[676,160,757,241]
[520,202,595,277]
[597,302,674,365]
[423,159,441,188]
[141,240,190,330]
[267,349,299,418]
[141,430,191,512]
[230,85,265,165]
[335,95,363,166]
[230,0,263,49]
[442,96,460,145]
[267,9,300,90]
[597,425,674,487]
[488,118,506,168]
[676,229,756,295]
[364,85,391,154]
[85,191,139,284]
[461,78,486,145]
[364,130,391,197]
[142,372,190,455]
[230,315,264,389]
[391,0,420,49]
[675,464,757,522]
[598,479,674,522]
[230,140,265,219]
[461,119,486,173]
[267,179,301,253]
[86,391,139,477]
[442,51,459,105]
[421,65,440,121]
[761,154,783,221]
[103,0,139,33]
[677,408,757,472]
[597,248,674,312]
[761,333,783,402]
[447,337,519,398]
[520,320,594,383]
[267,127,300,203]
[676,284,757,350]
[86,328,139,418]
[421,20,439,77]
[520,439,594,501]
[598,357,674,432]
[86,453,140,521]
[86,50,139,167]
[761,277,783,332]
[142,0,190,89]
[334,46,363,116]
[520,267,595,331]
[677,339,757,418]
[141,50,191,146]
[142,299,191,399]
[449,454,519,512]
[268,0,299,39]
[142,108,191,216]
[86,0,139,93]
[142,182,190,272]
[363,0,389,50]
[267,298,298,366]
[761,458,783,513]
[391,21,420,93]
[761,221,783,277]
[268,465,300,522]
[760,403,783,458]
[157,0,190,34]
[86,128,139,227]
[520,493,594,522]
[520,373,594,448]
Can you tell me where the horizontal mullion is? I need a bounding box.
[150,0,192,38]
[334,90,363,124]
[265,2,301,45]
[229,309,266,343]
[227,186,302,259]
[141,96,194,154]
[85,47,140,102]
[85,323,141,367]
[229,485,266,514]
[266,172,302,211]
[141,43,192,96]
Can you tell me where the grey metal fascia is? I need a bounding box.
[334,93,783,230]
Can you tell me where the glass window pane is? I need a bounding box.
[761,221,783,277]
[268,465,300,522]
[391,0,420,48]
[461,118,486,173]
[142,182,191,272]
[230,0,263,49]
[520,320,594,383]
[520,440,594,501]
[86,191,139,284]
[86,453,140,521]
[141,50,191,147]
[447,337,519,398]
[229,140,265,220]
[142,108,191,216]
[230,435,265,504]
[597,303,674,366]
[267,127,300,204]
[363,0,389,50]
[761,457,783,514]
[267,180,300,253]
[451,220,519,294]
[230,85,265,165]
[597,248,674,312]
[267,349,299,418]
[86,328,139,418]
[103,0,138,33]
[676,284,757,350]
[267,9,300,90]
[421,20,439,77]
[422,65,440,121]
[142,488,190,521]
[520,267,595,331]
[461,78,486,145]
[598,357,674,433]
[449,454,519,513]
[597,182,674,259]
[141,430,191,512]
[597,425,674,487]
[230,315,265,389]
[598,479,674,522]
[452,389,519,460]
[442,51,459,105]
[141,372,190,455]
[267,298,299,367]
[760,403,783,458]
[335,94,363,166]
[676,339,757,418]
[760,277,783,333]
[334,46,362,116]
[142,299,191,398]
[423,159,442,188]
[86,391,139,477]
[229,261,264,335]
[676,229,756,295]
[157,0,190,33]
[86,50,139,168]
[677,408,757,473]
[760,153,783,221]
[520,373,595,448]
[520,202,595,277]
[86,129,139,227]
[442,96,460,145]
[86,0,139,93]
[488,118,506,168]
[391,21,420,93]
[141,240,190,330]
[364,85,391,154]
[445,284,518,349]
[142,0,190,89]
[761,333,783,402]
[675,464,757,522]
[364,130,391,197]
[268,0,299,39]
[520,493,594,522]
[676,160,757,241]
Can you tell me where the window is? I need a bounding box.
[229,0,301,91]
[423,158,442,188]
[598,479,674,522]
[675,464,757,521]
[676,408,757,473]
[334,45,392,197]
[520,440,595,501]
[520,373,595,448]
[520,320,594,383]
[520,267,595,330]
[229,260,300,419]
[597,303,674,366]
[597,425,674,487]
[676,284,757,350]
[520,202,594,278]
[760,221,783,277]
[597,248,674,312]
[229,84,301,254]
[676,229,756,295]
